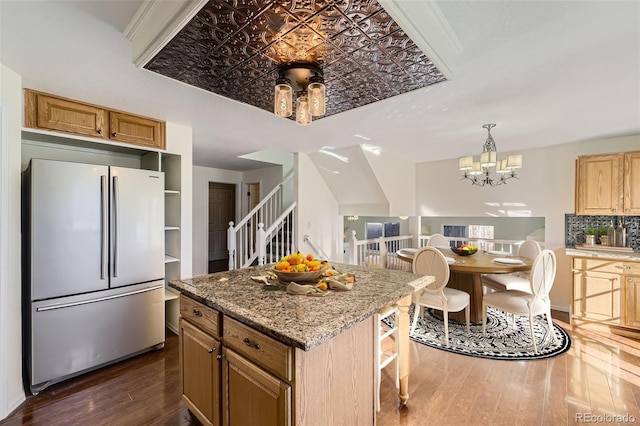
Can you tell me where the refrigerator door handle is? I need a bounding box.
[36,284,164,312]
[112,175,119,277]
[100,175,108,280]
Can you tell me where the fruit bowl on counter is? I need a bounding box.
[273,253,328,283]
[451,244,478,256]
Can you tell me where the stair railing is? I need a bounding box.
[228,173,294,270]
[257,202,297,265]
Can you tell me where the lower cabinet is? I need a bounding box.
[178,294,376,425]
[222,348,291,426]
[179,319,221,426]
[572,257,640,331]
[624,275,640,328]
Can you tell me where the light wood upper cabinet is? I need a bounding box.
[575,151,640,215]
[25,89,165,150]
[30,93,107,139]
[623,151,640,215]
[110,111,165,149]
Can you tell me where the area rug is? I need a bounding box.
[384,306,571,361]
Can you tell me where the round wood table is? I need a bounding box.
[396,248,533,323]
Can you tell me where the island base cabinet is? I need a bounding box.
[179,319,221,426]
[222,348,291,426]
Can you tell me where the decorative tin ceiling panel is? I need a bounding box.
[145,0,446,120]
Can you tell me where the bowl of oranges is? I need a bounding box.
[450,244,478,256]
[273,252,328,283]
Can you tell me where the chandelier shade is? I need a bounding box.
[459,124,523,186]
[274,62,325,125]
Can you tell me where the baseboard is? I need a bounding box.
[551,304,570,313]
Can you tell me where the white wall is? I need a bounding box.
[363,149,416,217]
[416,134,640,310]
[296,153,342,262]
[0,64,26,420]
[242,165,283,202]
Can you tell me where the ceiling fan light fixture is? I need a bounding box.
[274,62,324,125]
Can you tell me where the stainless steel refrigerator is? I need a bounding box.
[23,158,165,394]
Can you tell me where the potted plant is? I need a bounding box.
[597,226,608,245]
[584,228,598,245]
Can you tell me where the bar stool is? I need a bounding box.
[375,305,399,412]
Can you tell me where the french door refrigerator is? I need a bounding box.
[23,158,165,394]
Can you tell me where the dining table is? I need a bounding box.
[396,247,534,323]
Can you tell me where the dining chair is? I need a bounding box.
[481,249,557,352]
[481,240,541,293]
[374,305,399,412]
[426,233,450,248]
[411,246,470,347]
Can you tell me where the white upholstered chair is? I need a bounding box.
[481,249,557,352]
[481,240,542,293]
[411,247,470,347]
[426,233,450,248]
[374,305,399,412]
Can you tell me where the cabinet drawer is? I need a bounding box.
[573,258,640,275]
[223,316,292,382]
[180,295,220,338]
[620,261,640,275]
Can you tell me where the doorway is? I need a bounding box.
[208,182,236,273]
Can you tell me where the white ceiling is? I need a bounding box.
[1,1,639,171]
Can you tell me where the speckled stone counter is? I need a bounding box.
[169,262,431,351]
[566,246,640,261]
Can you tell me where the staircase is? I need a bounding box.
[227,174,296,269]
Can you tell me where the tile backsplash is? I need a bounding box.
[565,214,639,250]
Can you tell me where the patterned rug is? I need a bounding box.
[384,306,571,361]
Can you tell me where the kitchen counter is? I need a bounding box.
[169,262,432,351]
[565,246,640,261]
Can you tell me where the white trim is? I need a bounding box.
[124,0,209,68]
[378,0,461,79]
[0,102,8,420]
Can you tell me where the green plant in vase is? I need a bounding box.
[583,228,598,245]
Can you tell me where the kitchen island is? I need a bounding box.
[169,263,432,426]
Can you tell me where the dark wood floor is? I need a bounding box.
[2,312,640,425]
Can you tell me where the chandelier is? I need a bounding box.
[458,123,522,187]
[274,62,325,126]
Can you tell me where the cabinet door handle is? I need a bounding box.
[208,347,216,353]
[97,129,102,135]
[216,354,226,360]
[615,265,631,270]
[112,132,117,137]
[193,309,203,317]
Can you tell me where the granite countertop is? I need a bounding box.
[565,246,640,261]
[169,262,432,351]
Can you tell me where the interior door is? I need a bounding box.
[110,167,164,288]
[208,183,236,272]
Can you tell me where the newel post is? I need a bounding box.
[257,223,266,265]
[228,221,236,270]
[348,230,358,265]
